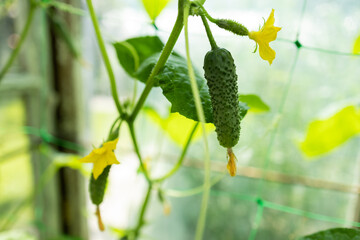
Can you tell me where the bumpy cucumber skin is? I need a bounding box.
[90,165,111,205]
[203,48,240,148]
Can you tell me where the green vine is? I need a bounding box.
[128,0,186,123]
[183,3,212,240]
[86,0,124,116]
[0,4,36,82]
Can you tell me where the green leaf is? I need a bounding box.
[113,36,164,77]
[353,35,360,54]
[135,53,248,123]
[134,53,161,86]
[141,0,170,21]
[300,106,360,157]
[239,101,250,120]
[155,54,214,123]
[238,94,270,113]
[144,107,215,147]
[298,228,360,240]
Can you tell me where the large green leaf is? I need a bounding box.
[300,106,360,157]
[299,228,360,240]
[113,36,164,77]
[239,94,270,113]
[134,53,161,86]
[156,54,214,122]
[353,35,360,54]
[141,0,170,21]
[144,107,215,147]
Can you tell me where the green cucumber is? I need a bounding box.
[89,165,111,206]
[203,47,240,148]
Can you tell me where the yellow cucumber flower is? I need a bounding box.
[80,138,120,179]
[248,9,281,65]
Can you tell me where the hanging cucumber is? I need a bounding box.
[89,166,110,231]
[203,47,240,176]
[204,47,240,148]
[90,165,111,206]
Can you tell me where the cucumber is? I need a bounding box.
[89,165,111,206]
[203,47,240,148]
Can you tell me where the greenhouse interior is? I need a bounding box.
[1,0,360,239]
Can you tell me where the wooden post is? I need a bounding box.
[47,0,88,238]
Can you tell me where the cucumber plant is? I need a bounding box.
[79,0,280,237]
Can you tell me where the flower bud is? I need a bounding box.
[215,19,249,36]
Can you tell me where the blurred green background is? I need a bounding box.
[1,0,360,239]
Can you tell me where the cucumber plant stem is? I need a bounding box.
[86,0,124,116]
[194,3,217,24]
[153,122,199,183]
[133,184,153,239]
[128,122,151,183]
[129,0,186,123]
[184,3,211,240]
[200,15,218,50]
[0,5,35,82]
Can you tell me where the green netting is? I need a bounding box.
[243,0,359,238]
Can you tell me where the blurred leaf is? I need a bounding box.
[109,227,133,238]
[144,107,215,147]
[141,0,170,21]
[238,101,250,120]
[238,94,270,113]
[353,35,360,54]
[300,106,360,157]
[113,36,164,77]
[298,228,360,240]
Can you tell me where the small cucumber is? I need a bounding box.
[89,165,111,206]
[203,47,240,148]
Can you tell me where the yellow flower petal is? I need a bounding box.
[258,42,276,65]
[264,9,275,28]
[79,138,120,179]
[104,151,120,165]
[102,138,119,150]
[93,147,106,155]
[261,26,282,42]
[249,9,281,65]
[79,151,99,163]
[93,159,108,179]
